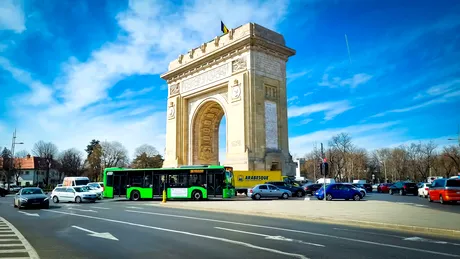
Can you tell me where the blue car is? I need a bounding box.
[315,183,363,201]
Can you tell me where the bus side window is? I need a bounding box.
[106,173,113,187]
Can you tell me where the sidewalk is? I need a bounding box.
[150,199,460,238]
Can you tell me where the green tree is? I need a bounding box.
[132,144,163,168]
[86,144,102,181]
[85,139,100,157]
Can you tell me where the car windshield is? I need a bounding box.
[88,183,99,188]
[21,189,43,195]
[74,187,89,192]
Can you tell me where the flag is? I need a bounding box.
[221,21,229,34]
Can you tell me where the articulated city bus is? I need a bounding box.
[102,165,234,200]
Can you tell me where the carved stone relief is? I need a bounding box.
[168,102,176,120]
[254,52,282,79]
[231,79,242,102]
[231,140,241,147]
[264,101,278,149]
[169,84,180,96]
[182,63,229,93]
[232,57,247,73]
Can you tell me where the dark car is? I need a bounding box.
[13,187,49,209]
[315,183,363,201]
[362,183,373,193]
[266,181,305,197]
[0,186,7,197]
[302,183,323,195]
[389,181,418,196]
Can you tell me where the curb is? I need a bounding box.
[152,203,460,239]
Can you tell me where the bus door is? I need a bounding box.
[113,172,127,197]
[152,174,164,196]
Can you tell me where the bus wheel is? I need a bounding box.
[192,191,202,201]
[131,190,141,201]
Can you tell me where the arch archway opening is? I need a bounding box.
[192,101,226,165]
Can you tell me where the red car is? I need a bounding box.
[377,183,392,193]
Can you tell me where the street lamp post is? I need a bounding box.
[9,129,23,191]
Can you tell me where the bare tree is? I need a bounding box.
[101,141,129,168]
[15,150,29,158]
[58,149,84,180]
[329,133,354,182]
[32,141,58,185]
[134,144,159,158]
[443,145,460,172]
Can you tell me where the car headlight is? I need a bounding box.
[44,197,49,201]
[20,198,28,202]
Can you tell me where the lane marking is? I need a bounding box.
[67,208,97,213]
[0,249,28,253]
[125,209,460,258]
[44,210,308,259]
[0,234,16,237]
[404,237,460,246]
[0,216,40,259]
[90,206,110,210]
[71,226,118,241]
[18,211,40,217]
[0,243,25,247]
[0,239,21,242]
[333,228,405,238]
[126,206,144,209]
[215,227,325,247]
[0,230,14,233]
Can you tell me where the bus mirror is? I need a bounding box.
[126,185,131,188]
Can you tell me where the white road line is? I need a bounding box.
[90,206,110,210]
[44,210,308,259]
[0,216,40,259]
[0,249,28,253]
[215,227,325,247]
[67,208,97,213]
[0,243,25,247]
[0,234,16,237]
[126,206,144,209]
[124,209,460,258]
[0,239,21,242]
[333,228,405,238]
[0,230,14,233]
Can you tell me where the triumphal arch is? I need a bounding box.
[161,23,296,175]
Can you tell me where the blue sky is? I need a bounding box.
[0,0,459,162]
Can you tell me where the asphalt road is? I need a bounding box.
[0,196,460,259]
[365,192,460,213]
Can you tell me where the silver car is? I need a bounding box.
[249,184,292,200]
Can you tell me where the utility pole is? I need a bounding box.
[9,129,23,191]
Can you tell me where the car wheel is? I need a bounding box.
[389,189,393,195]
[53,196,59,203]
[360,191,365,197]
[13,200,17,208]
[399,189,404,195]
[296,191,303,197]
[254,193,261,200]
[428,195,433,202]
[440,195,445,204]
[75,196,82,203]
[326,194,333,201]
[282,193,289,199]
[353,194,361,201]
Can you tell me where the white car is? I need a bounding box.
[87,182,103,200]
[418,183,431,198]
[51,186,97,203]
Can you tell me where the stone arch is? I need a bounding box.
[191,99,226,165]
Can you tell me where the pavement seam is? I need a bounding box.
[152,203,460,239]
[0,216,40,259]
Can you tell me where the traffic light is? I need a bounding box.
[321,162,329,176]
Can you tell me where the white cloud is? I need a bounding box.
[319,73,372,88]
[117,86,155,99]
[287,96,298,103]
[288,100,353,121]
[0,0,25,33]
[2,0,290,158]
[414,79,460,100]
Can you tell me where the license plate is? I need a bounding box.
[32,202,40,205]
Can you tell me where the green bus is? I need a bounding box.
[102,165,235,200]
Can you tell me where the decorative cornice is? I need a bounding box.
[163,38,294,84]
